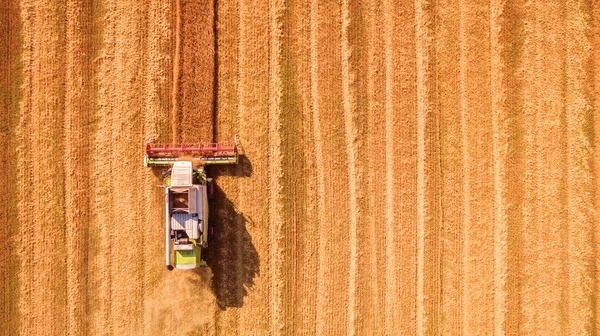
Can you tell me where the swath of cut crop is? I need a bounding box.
[415,0,442,334]
[64,0,93,334]
[312,1,352,334]
[490,0,507,333]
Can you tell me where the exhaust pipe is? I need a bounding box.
[165,188,173,270]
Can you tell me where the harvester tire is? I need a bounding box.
[206,178,215,200]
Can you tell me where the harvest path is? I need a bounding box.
[1,0,599,335]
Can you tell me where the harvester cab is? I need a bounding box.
[144,136,238,270]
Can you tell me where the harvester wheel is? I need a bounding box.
[206,178,215,200]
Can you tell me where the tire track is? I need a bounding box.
[415,0,442,334]
[64,0,93,334]
[20,1,68,334]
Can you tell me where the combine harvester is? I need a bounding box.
[144,137,238,270]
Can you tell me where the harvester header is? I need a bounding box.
[144,135,238,167]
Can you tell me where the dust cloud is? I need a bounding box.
[144,268,216,335]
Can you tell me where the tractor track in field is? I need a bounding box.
[2,0,600,335]
[64,0,93,334]
[308,1,327,335]
[18,1,69,334]
[0,0,20,334]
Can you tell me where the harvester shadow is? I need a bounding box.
[204,156,258,310]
